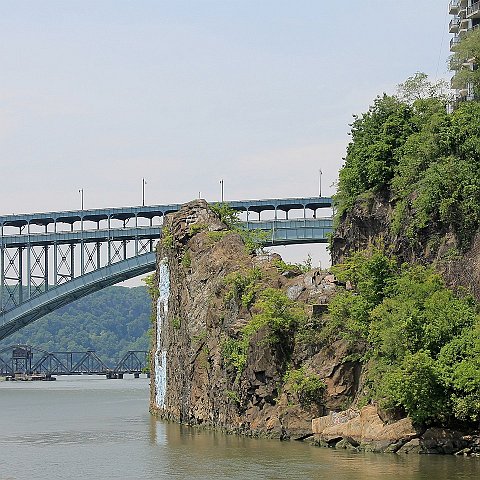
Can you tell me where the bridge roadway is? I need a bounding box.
[0,197,333,341]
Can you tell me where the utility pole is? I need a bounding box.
[220,179,224,202]
[318,169,322,197]
[142,178,146,207]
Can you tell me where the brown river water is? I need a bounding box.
[0,376,478,479]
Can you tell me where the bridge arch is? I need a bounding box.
[0,197,333,341]
[0,252,155,341]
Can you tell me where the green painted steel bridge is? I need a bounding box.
[0,197,333,340]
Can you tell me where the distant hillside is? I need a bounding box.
[0,286,151,366]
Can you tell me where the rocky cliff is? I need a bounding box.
[332,195,480,302]
[149,200,480,455]
[149,200,362,439]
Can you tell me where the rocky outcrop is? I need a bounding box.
[149,200,479,454]
[312,405,480,455]
[150,200,362,439]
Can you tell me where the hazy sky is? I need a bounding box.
[0,1,451,267]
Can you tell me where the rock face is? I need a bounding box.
[332,195,480,302]
[150,200,360,439]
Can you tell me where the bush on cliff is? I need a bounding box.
[222,288,307,376]
[328,248,480,425]
[210,202,268,253]
[335,74,480,249]
[284,366,325,406]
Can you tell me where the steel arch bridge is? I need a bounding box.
[0,196,333,341]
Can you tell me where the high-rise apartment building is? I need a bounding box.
[449,0,480,99]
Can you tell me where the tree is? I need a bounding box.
[450,28,480,95]
[336,94,414,214]
[396,72,449,105]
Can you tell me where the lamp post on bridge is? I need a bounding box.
[318,169,322,197]
[78,189,84,210]
[142,178,147,207]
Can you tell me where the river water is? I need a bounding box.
[0,376,478,480]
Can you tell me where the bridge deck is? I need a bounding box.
[0,197,334,341]
[0,196,333,228]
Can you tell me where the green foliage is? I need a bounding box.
[209,202,267,253]
[192,329,207,344]
[206,231,229,243]
[272,256,312,275]
[222,288,307,376]
[331,248,396,307]
[327,290,371,341]
[336,94,414,214]
[328,249,480,425]
[210,203,241,229]
[336,74,480,250]
[224,268,262,309]
[189,223,207,235]
[284,367,325,405]
[181,250,191,269]
[221,336,249,375]
[238,228,269,254]
[171,316,181,329]
[249,288,307,347]
[396,72,449,105]
[450,28,480,95]
[378,351,447,424]
[161,226,174,249]
[142,273,157,298]
[225,389,241,403]
[1,286,151,366]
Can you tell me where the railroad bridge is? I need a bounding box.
[0,196,333,341]
[0,344,148,377]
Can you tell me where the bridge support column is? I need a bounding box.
[26,243,31,300]
[81,241,85,276]
[96,242,101,269]
[44,245,49,292]
[18,247,23,305]
[53,242,58,286]
[0,242,4,315]
[70,244,75,280]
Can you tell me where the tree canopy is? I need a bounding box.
[335,75,480,249]
[329,249,480,425]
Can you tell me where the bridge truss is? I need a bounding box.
[0,197,333,340]
[0,344,149,376]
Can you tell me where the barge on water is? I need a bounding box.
[4,373,56,381]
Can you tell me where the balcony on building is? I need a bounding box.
[450,35,461,50]
[449,0,461,15]
[450,16,461,32]
[467,1,480,18]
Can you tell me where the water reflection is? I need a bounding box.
[148,414,479,480]
[0,377,478,480]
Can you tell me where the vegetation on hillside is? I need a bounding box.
[328,248,480,426]
[335,72,480,249]
[0,286,150,366]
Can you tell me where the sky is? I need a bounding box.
[0,0,451,269]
